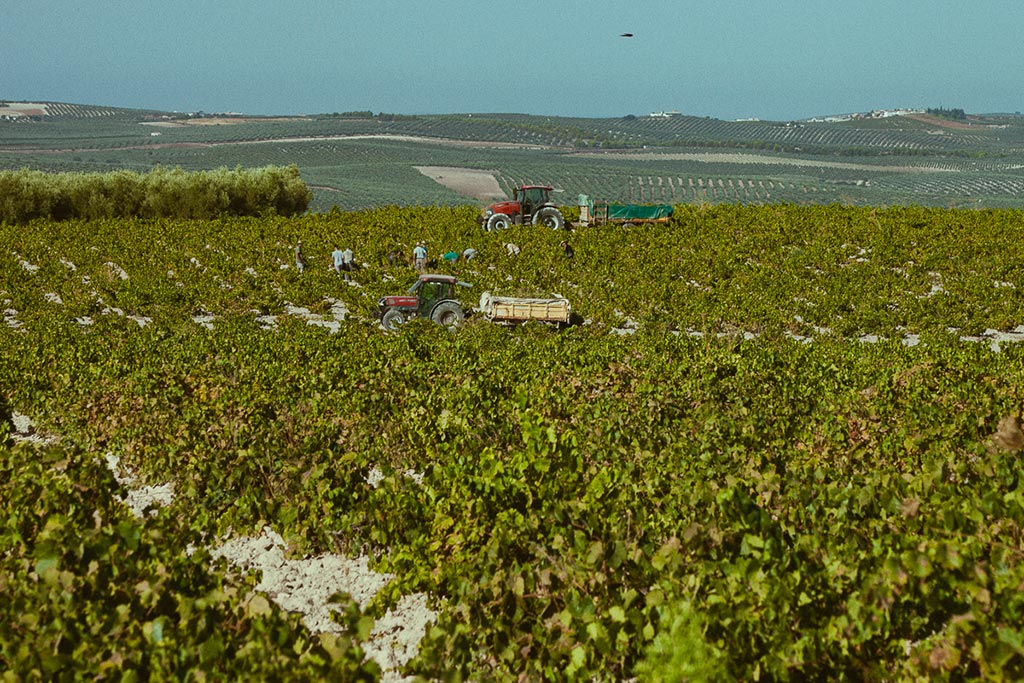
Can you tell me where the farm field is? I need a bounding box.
[3,204,1024,680]
[2,102,1024,211]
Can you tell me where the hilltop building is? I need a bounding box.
[806,108,925,123]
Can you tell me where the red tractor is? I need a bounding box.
[376,273,473,330]
[478,184,565,232]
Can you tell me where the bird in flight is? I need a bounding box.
[620,33,633,37]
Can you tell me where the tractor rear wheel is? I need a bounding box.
[431,302,465,328]
[381,309,406,331]
[486,213,512,232]
[532,207,565,230]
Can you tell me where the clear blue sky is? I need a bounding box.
[3,0,1021,120]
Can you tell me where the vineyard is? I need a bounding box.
[3,105,1024,211]
[3,204,1024,681]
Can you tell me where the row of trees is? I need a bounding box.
[0,165,311,223]
[928,107,968,120]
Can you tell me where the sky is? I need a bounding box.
[2,0,1022,121]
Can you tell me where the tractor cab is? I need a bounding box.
[515,185,553,217]
[408,275,455,314]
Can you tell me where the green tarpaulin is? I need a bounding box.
[579,194,673,223]
[600,203,674,220]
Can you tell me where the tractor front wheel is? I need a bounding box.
[486,213,512,232]
[532,207,565,230]
[381,309,406,331]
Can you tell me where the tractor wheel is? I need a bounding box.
[486,213,512,232]
[381,309,406,331]
[431,302,465,328]
[532,207,565,230]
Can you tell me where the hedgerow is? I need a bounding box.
[0,165,311,223]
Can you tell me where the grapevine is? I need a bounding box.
[2,204,1024,681]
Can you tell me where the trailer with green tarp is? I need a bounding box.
[577,194,674,226]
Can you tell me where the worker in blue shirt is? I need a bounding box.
[413,242,427,271]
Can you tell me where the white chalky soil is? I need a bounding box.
[209,527,437,680]
[7,415,436,681]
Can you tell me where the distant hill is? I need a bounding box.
[0,100,161,121]
[3,98,1016,127]
[4,100,1024,211]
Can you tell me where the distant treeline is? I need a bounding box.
[927,107,967,121]
[0,165,311,224]
[322,111,375,118]
[318,111,418,121]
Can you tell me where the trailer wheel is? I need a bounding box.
[381,309,406,331]
[486,213,511,232]
[431,302,465,328]
[532,207,565,230]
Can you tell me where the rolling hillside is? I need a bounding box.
[2,100,1023,211]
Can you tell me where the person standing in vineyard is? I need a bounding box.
[413,242,427,271]
[341,246,355,281]
[331,245,344,274]
[295,241,308,273]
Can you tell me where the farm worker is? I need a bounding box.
[331,245,344,273]
[387,248,404,267]
[295,241,308,273]
[560,241,575,258]
[462,248,478,261]
[413,242,427,271]
[341,246,355,281]
[505,243,521,257]
[442,250,460,263]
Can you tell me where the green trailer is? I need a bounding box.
[577,194,673,227]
